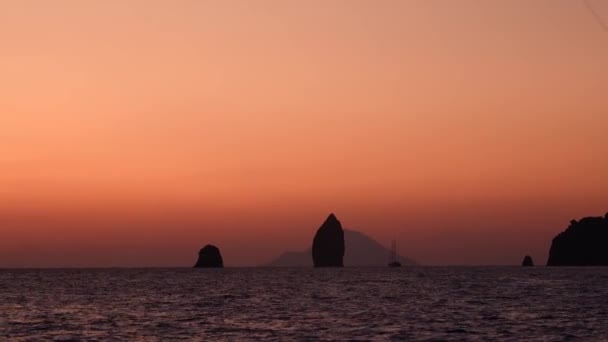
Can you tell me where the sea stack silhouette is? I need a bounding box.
[522,255,534,267]
[194,245,224,268]
[547,213,608,266]
[312,213,345,267]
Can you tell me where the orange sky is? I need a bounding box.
[1,0,607,267]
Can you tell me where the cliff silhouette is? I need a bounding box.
[547,213,608,266]
[265,229,418,267]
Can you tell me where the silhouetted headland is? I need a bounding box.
[547,213,608,266]
[312,213,345,267]
[522,255,534,267]
[265,229,418,267]
[194,245,224,268]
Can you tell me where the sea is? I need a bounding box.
[1,267,607,341]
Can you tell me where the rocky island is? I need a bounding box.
[547,213,608,266]
[312,213,345,267]
[194,245,224,268]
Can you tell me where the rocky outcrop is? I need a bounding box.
[547,213,608,266]
[194,245,224,268]
[312,214,345,267]
[522,255,534,267]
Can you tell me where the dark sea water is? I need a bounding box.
[1,267,608,341]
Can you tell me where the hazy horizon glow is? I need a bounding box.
[1,0,607,267]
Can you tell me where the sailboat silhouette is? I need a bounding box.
[388,240,402,267]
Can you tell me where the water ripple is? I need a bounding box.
[1,267,608,340]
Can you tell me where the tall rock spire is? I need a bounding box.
[312,213,345,267]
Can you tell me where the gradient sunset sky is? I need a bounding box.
[1,0,607,267]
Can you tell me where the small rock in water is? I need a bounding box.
[522,255,534,267]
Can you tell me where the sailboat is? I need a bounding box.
[388,240,402,267]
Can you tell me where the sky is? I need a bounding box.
[1,0,607,267]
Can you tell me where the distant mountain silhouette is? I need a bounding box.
[265,230,418,267]
[522,255,534,267]
[547,213,608,266]
[312,214,345,267]
[194,245,224,268]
